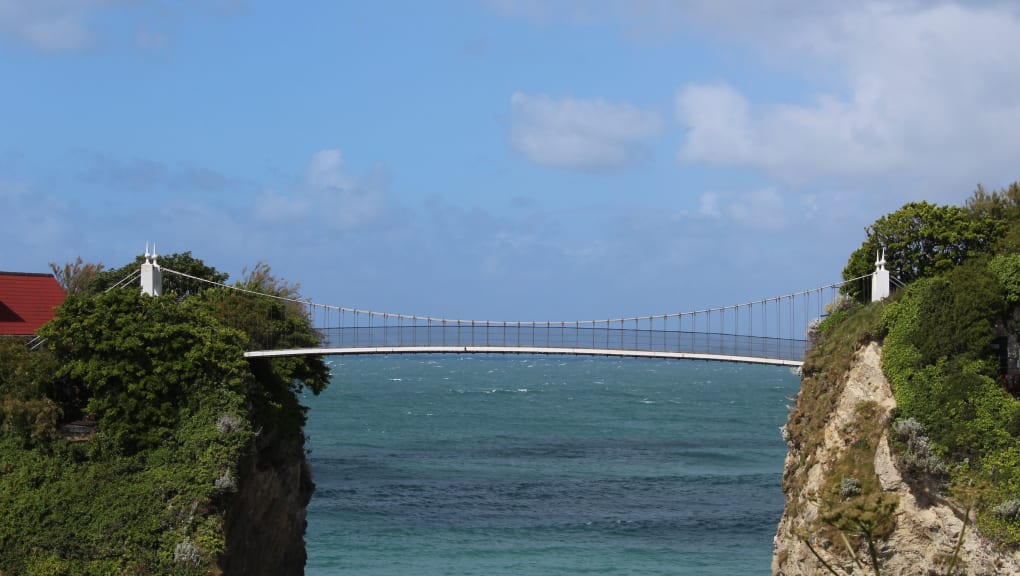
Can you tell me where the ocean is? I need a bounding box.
[302,354,799,575]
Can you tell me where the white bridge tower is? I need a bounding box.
[141,242,163,297]
[871,248,890,302]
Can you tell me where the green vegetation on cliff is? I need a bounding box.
[881,263,1020,545]
[787,182,1020,554]
[0,254,328,575]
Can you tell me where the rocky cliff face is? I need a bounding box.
[220,444,315,576]
[773,343,1020,575]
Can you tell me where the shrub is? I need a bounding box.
[993,500,1020,522]
[173,537,202,566]
[840,476,863,499]
[989,254,1020,305]
[891,417,923,440]
[215,469,238,493]
[891,417,949,477]
[914,262,1004,367]
[827,293,856,315]
[216,413,245,434]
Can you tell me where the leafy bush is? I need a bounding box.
[914,261,1004,367]
[0,376,256,573]
[890,417,923,439]
[216,413,245,434]
[39,290,253,453]
[994,500,1020,522]
[891,417,948,476]
[880,254,1020,546]
[827,293,857,315]
[989,254,1020,305]
[840,476,863,499]
[0,338,60,445]
[174,538,201,566]
[805,317,823,348]
[215,469,238,493]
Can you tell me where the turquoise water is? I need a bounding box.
[302,355,798,575]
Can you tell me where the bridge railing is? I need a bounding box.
[311,322,808,361]
[158,265,867,363]
[290,276,865,362]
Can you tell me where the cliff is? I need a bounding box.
[220,443,315,575]
[773,342,1020,575]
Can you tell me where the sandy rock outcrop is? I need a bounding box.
[773,342,1020,575]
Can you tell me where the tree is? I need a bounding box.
[40,290,253,452]
[49,257,105,297]
[914,260,1005,368]
[965,182,1020,221]
[966,182,1020,254]
[842,201,1003,299]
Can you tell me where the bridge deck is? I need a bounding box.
[243,346,804,367]
[246,326,808,366]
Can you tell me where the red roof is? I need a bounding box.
[0,272,67,336]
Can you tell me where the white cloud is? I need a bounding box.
[0,0,105,52]
[493,1,1020,195]
[253,189,309,222]
[255,149,388,231]
[698,188,787,230]
[673,2,1020,192]
[0,0,248,53]
[305,149,355,192]
[675,84,755,166]
[509,92,663,171]
[698,190,720,217]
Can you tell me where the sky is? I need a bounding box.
[2,0,1019,321]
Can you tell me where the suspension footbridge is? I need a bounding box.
[238,287,845,367]
[141,250,891,367]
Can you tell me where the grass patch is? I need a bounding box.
[817,401,897,550]
[783,300,887,504]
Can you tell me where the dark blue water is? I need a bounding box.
[302,355,797,575]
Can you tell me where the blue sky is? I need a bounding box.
[2,1,1019,321]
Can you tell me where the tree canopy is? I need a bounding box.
[842,200,1004,299]
[37,253,329,453]
[40,289,253,451]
